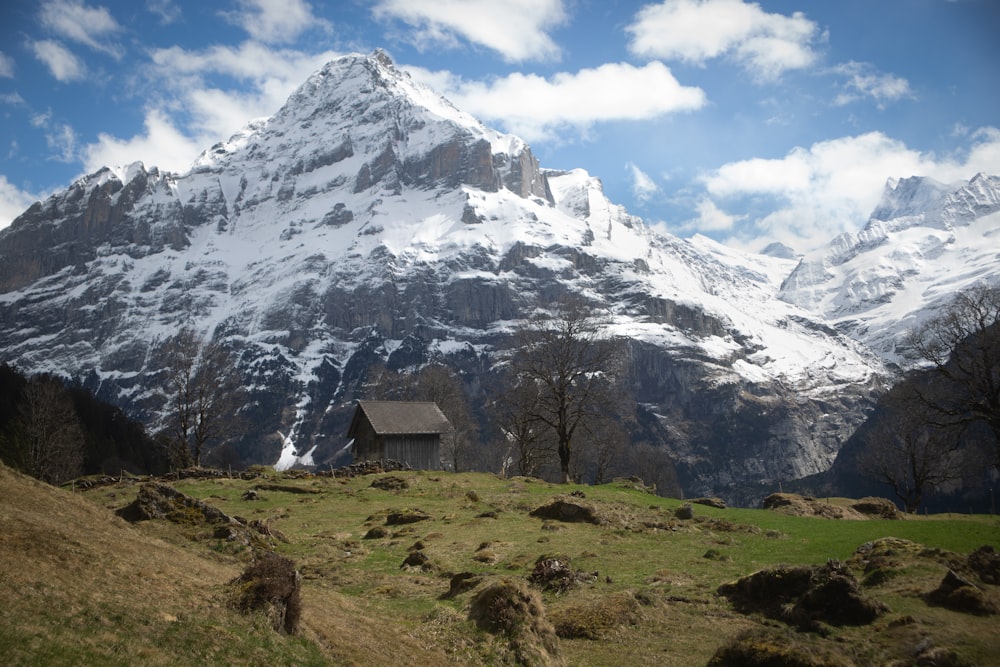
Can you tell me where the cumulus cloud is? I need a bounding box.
[74,43,340,176]
[81,109,206,174]
[38,0,124,59]
[833,61,913,108]
[700,128,1000,251]
[222,0,331,44]
[409,61,706,142]
[627,162,659,202]
[627,0,819,80]
[31,40,87,82]
[691,196,739,231]
[373,0,567,62]
[146,42,340,141]
[0,176,41,229]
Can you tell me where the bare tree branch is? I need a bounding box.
[507,297,622,484]
[904,283,1000,468]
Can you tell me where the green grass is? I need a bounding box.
[6,465,1000,666]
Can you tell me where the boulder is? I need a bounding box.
[116,482,231,525]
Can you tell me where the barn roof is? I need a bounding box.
[347,401,452,437]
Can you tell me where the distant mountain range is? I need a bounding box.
[1,51,997,502]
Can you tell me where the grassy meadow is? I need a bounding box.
[2,463,999,666]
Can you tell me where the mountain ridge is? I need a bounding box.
[0,51,996,501]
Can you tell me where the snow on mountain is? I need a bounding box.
[779,173,1000,362]
[0,51,909,500]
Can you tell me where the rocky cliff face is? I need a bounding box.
[0,51,897,501]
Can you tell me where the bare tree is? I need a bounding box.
[905,283,1000,468]
[572,415,629,485]
[161,329,244,468]
[17,375,84,484]
[490,372,555,478]
[619,441,682,497]
[507,298,621,484]
[858,384,964,513]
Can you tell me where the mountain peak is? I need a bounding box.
[869,175,953,222]
[779,172,1000,360]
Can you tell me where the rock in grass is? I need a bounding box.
[529,498,601,524]
[718,560,888,630]
[116,482,231,525]
[385,508,431,525]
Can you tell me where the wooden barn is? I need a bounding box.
[347,400,453,470]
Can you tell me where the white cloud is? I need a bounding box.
[146,42,340,141]
[81,109,206,174]
[691,196,738,231]
[145,0,182,25]
[38,0,124,59]
[627,162,659,202]
[76,43,341,176]
[410,61,706,142]
[1,92,26,107]
[31,40,87,82]
[0,52,14,78]
[833,61,913,108]
[700,128,1000,252]
[627,0,819,80]
[222,0,330,44]
[46,123,78,163]
[373,0,567,62]
[0,176,41,229]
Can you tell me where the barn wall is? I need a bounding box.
[384,435,440,470]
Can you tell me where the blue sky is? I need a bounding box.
[1,0,998,252]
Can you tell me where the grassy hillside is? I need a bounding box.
[2,463,999,666]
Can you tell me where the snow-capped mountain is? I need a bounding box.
[779,173,1000,362]
[2,51,988,500]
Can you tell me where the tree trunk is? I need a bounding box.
[558,440,571,484]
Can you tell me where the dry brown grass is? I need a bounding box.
[0,464,453,666]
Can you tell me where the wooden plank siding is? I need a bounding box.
[383,434,440,471]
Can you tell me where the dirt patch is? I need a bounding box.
[762,493,868,520]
